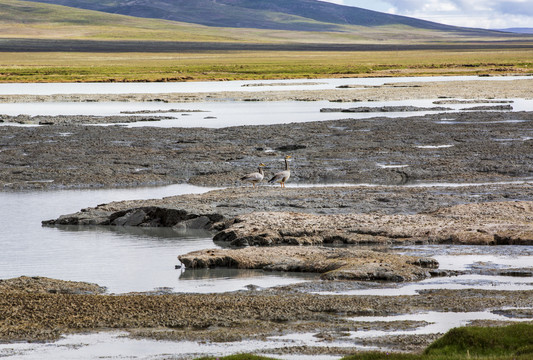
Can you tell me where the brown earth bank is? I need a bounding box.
[178,246,439,281]
[0,276,531,353]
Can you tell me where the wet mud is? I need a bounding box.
[2,78,533,356]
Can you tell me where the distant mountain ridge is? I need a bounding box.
[29,0,500,35]
[497,28,533,34]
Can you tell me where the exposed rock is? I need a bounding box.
[173,215,212,230]
[44,185,533,246]
[178,246,437,282]
[213,202,533,246]
[44,204,224,229]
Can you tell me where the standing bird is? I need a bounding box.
[268,155,291,188]
[240,163,266,188]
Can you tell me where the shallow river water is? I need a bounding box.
[1,75,530,95]
[2,98,533,128]
[1,76,533,359]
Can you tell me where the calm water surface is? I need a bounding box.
[0,184,315,293]
[0,75,530,95]
[2,98,532,128]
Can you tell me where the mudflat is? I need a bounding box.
[2,77,533,356]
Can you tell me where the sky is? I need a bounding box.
[323,0,533,29]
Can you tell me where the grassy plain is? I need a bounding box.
[1,0,532,82]
[0,48,532,82]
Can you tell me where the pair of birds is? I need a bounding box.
[240,155,291,188]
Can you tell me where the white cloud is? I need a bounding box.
[323,0,533,28]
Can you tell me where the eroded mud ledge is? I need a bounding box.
[44,186,533,244]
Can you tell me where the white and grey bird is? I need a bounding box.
[240,163,266,188]
[268,155,291,188]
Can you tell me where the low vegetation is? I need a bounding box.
[0,0,531,82]
[0,49,532,82]
[195,323,533,360]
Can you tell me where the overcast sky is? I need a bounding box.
[324,0,533,29]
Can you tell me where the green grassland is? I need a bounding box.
[0,0,532,82]
[0,49,531,82]
[195,323,533,360]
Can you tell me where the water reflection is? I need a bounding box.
[0,184,224,293]
[0,183,321,294]
[2,97,531,128]
[175,268,317,293]
[179,267,317,281]
[50,224,214,240]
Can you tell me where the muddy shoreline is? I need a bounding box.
[1,276,531,355]
[2,78,533,356]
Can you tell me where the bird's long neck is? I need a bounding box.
[285,158,290,171]
[258,167,263,175]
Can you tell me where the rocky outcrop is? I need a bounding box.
[44,204,224,230]
[213,201,533,246]
[178,246,438,282]
[461,105,513,111]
